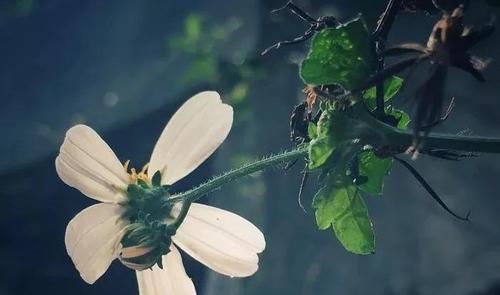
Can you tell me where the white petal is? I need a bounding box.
[136,245,196,295]
[56,124,129,203]
[172,203,265,277]
[149,91,233,185]
[65,203,128,284]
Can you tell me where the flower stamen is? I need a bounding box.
[124,161,151,184]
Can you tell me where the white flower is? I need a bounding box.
[56,91,266,294]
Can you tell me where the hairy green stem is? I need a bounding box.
[169,147,308,203]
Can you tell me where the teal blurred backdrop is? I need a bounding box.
[1,0,500,294]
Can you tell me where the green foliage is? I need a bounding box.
[0,0,33,16]
[391,108,411,129]
[356,76,409,195]
[354,103,410,197]
[308,111,336,170]
[300,17,375,90]
[305,45,412,252]
[359,152,393,195]
[363,76,404,109]
[309,104,375,170]
[166,14,257,119]
[308,103,376,254]
[356,111,409,196]
[168,15,209,54]
[313,184,375,254]
[308,122,318,140]
[167,14,221,85]
[182,58,218,85]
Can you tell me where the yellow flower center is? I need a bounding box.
[123,160,150,184]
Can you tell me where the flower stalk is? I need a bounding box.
[169,115,500,212]
[169,147,308,204]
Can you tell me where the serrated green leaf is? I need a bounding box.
[359,152,393,195]
[300,17,375,90]
[312,185,375,254]
[312,186,338,230]
[309,138,334,170]
[363,76,404,109]
[308,106,382,170]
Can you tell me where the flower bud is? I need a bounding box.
[119,245,160,270]
[118,220,175,270]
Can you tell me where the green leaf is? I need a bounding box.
[359,152,393,195]
[0,0,33,16]
[308,105,380,170]
[185,14,202,41]
[300,17,375,90]
[181,56,218,84]
[309,138,334,170]
[308,111,335,169]
[392,109,411,130]
[312,185,375,254]
[357,106,409,195]
[363,76,404,109]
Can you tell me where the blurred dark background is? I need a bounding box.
[1,0,500,294]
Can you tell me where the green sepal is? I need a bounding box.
[120,220,176,270]
[127,184,146,200]
[121,169,175,269]
[312,184,375,255]
[137,179,149,188]
[300,16,375,90]
[152,171,162,187]
[121,221,171,249]
[125,183,171,222]
[157,255,164,269]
